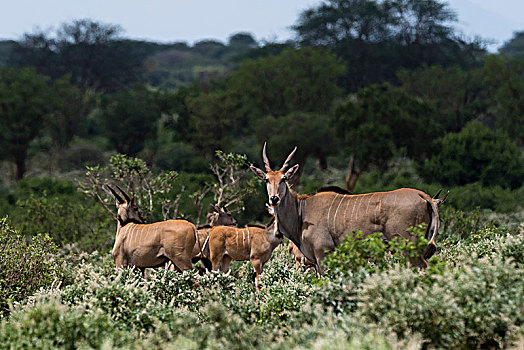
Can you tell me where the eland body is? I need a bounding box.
[209,218,282,290]
[108,185,197,273]
[191,205,237,270]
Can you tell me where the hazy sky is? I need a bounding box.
[1,0,522,51]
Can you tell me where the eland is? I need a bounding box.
[208,216,282,291]
[192,204,237,270]
[250,143,448,275]
[108,185,197,274]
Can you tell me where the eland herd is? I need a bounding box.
[108,143,448,290]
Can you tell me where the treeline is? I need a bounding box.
[1,0,523,221]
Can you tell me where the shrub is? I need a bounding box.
[439,206,493,242]
[323,225,428,277]
[356,257,524,348]
[0,298,132,349]
[12,192,113,252]
[0,217,64,316]
[420,120,524,189]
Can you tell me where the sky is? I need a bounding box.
[0,0,523,52]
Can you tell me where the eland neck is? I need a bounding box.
[273,183,302,248]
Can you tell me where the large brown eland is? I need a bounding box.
[107,185,197,274]
[208,217,283,291]
[250,143,448,275]
[191,204,237,270]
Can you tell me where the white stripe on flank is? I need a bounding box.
[242,229,246,246]
[127,224,137,250]
[132,225,141,247]
[349,196,358,222]
[332,195,345,236]
[343,195,351,227]
[355,197,364,223]
[247,228,250,250]
[393,195,398,208]
[326,194,340,233]
[365,194,373,216]
[236,230,239,247]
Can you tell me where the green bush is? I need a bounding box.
[420,120,524,189]
[0,217,64,316]
[0,299,132,349]
[356,257,524,348]
[439,206,493,242]
[323,225,428,277]
[12,192,113,252]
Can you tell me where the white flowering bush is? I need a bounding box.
[1,217,523,349]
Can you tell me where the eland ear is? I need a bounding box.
[250,165,266,180]
[284,164,299,180]
[210,204,220,212]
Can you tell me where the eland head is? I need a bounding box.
[250,142,299,207]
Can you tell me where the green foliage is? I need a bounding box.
[356,256,524,348]
[256,111,335,182]
[324,225,428,276]
[293,0,484,91]
[0,67,60,179]
[79,153,181,222]
[398,65,484,132]
[420,120,524,189]
[229,47,346,117]
[12,192,113,251]
[0,217,64,316]
[482,54,524,143]
[333,83,439,191]
[0,299,132,349]
[208,150,258,213]
[439,206,491,242]
[500,31,524,58]
[2,222,524,348]
[9,19,146,92]
[99,84,162,157]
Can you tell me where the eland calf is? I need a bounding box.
[209,218,282,291]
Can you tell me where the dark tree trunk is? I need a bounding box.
[15,157,26,180]
[345,154,369,193]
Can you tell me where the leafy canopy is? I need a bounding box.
[419,120,524,189]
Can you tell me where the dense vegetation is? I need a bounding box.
[0,0,523,348]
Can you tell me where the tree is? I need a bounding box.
[228,33,258,48]
[191,151,259,224]
[228,47,346,118]
[482,55,524,144]
[332,83,439,191]
[293,0,485,91]
[184,83,239,157]
[100,85,162,157]
[255,112,335,185]
[78,153,181,222]
[44,75,94,148]
[398,65,485,132]
[499,31,524,58]
[0,67,59,179]
[9,19,146,92]
[419,121,524,189]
